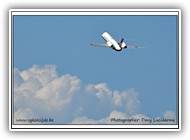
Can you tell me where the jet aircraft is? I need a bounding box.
[90,32,143,51]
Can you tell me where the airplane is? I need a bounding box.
[90,32,143,51]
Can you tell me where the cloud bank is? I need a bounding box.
[13,65,176,124]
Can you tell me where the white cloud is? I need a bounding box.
[14,109,37,124]
[14,65,82,122]
[71,110,177,125]
[13,64,176,125]
[71,110,152,124]
[94,83,112,101]
[163,110,176,119]
[35,74,81,111]
[20,65,57,86]
[71,116,98,124]
[14,68,24,89]
[85,83,140,115]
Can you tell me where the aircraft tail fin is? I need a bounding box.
[119,38,127,48]
[119,38,124,47]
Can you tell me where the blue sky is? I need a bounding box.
[13,15,178,121]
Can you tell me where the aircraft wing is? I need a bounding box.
[89,43,111,48]
[127,46,144,48]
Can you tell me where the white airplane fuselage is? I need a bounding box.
[102,32,127,51]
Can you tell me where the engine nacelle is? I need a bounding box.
[107,41,112,47]
[120,41,127,48]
